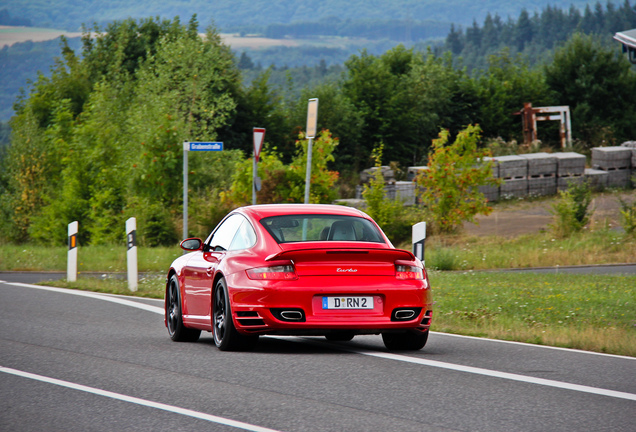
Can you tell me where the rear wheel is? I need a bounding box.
[213,277,258,351]
[166,275,201,342]
[382,330,428,350]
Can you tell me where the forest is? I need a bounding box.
[0,0,598,32]
[0,3,635,247]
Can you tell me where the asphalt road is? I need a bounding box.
[1,276,635,432]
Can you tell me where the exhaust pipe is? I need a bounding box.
[271,308,306,322]
[391,307,422,321]
[280,310,304,321]
[395,309,416,320]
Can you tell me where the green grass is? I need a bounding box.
[0,245,181,272]
[40,273,166,299]
[422,228,636,271]
[430,271,636,356]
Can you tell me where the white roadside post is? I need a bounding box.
[303,98,318,204]
[126,217,138,292]
[252,128,266,205]
[182,141,224,240]
[412,222,426,265]
[67,221,78,282]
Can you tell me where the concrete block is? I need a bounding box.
[528,176,557,197]
[557,175,584,191]
[554,152,586,177]
[584,168,608,191]
[606,168,632,188]
[478,184,500,202]
[360,166,395,183]
[591,147,632,170]
[520,153,557,177]
[355,185,363,199]
[333,199,366,208]
[494,155,527,179]
[500,178,528,199]
[388,181,416,205]
[480,157,500,178]
[406,166,429,181]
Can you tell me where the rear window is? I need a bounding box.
[260,214,385,244]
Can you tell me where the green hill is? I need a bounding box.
[0,0,610,32]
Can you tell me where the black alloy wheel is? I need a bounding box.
[166,275,201,342]
[213,277,258,351]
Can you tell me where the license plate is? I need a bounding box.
[322,296,374,310]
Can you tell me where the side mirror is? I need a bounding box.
[180,238,203,251]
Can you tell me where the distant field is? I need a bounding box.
[0,25,351,49]
[0,25,83,46]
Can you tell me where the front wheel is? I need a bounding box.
[213,278,258,351]
[382,330,428,350]
[166,275,201,342]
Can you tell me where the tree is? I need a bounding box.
[362,143,408,241]
[476,50,554,142]
[342,46,479,169]
[544,33,636,147]
[515,9,534,51]
[221,69,290,158]
[417,125,499,234]
[224,130,339,206]
[1,17,243,245]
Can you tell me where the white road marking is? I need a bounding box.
[269,337,636,401]
[351,348,636,401]
[1,281,164,315]
[431,331,636,361]
[4,280,635,402]
[0,366,284,432]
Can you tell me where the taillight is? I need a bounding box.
[395,264,423,280]
[246,265,298,280]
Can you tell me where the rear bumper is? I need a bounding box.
[226,273,433,335]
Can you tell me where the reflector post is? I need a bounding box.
[67,221,78,282]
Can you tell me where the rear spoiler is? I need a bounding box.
[265,247,416,262]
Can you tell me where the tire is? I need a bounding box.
[325,331,355,342]
[382,329,429,350]
[166,275,201,342]
[213,277,258,351]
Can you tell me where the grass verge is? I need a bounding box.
[40,273,166,299]
[0,245,181,272]
[422,228,636,271]
[429,271,636,357]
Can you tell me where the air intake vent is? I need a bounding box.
[420,310,433,326]
[236,311,266,327]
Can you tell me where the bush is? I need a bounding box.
[428,247,459,271]
[224,130,339,205]
[619,197,636,235]
[362,144,415,244]
[550,180,593,238]
[417,125,500,234]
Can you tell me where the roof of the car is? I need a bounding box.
[238,204,368,220]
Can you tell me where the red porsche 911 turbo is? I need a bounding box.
[165,204,433,351]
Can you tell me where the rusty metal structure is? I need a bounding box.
[514,103,572,148]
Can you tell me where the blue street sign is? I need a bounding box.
[186,142,223,151]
